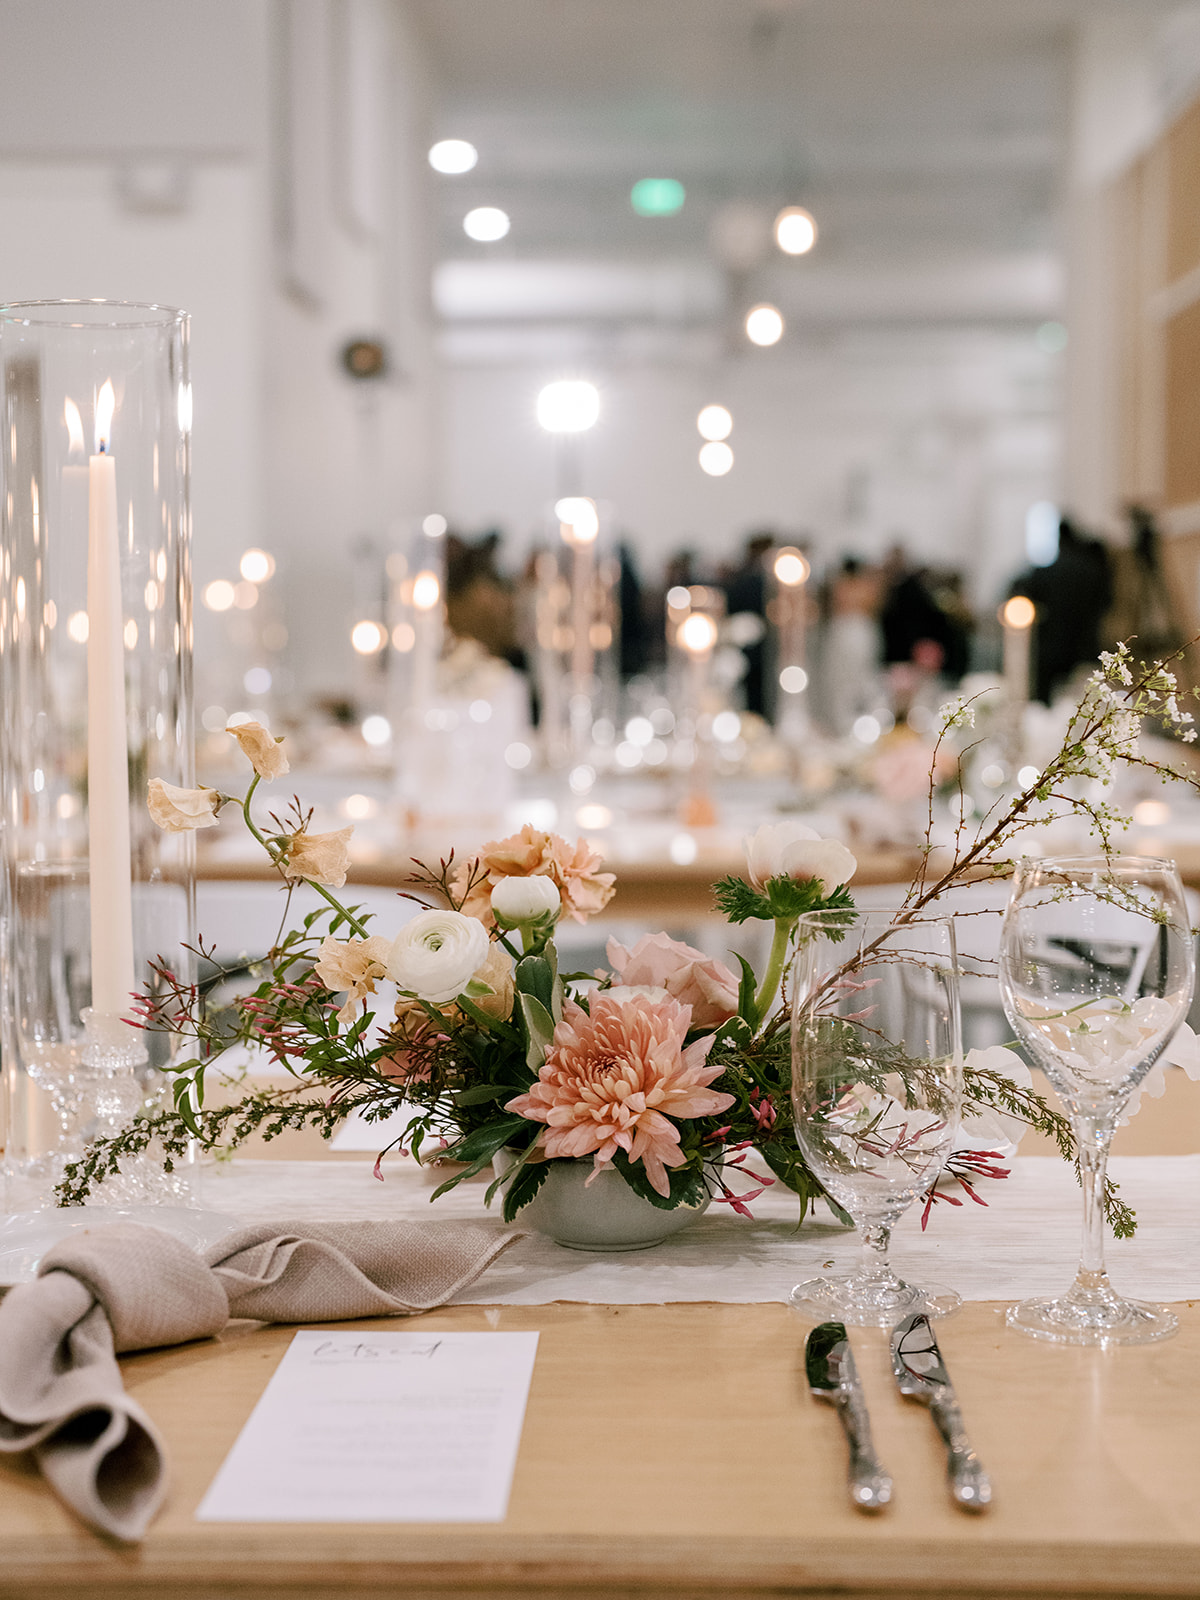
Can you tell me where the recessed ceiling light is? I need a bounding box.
[537,380,600,434]
[697,404,732,441]
[699,441,734,476]
[463,206,510,242]
[745,304,784,346]
[429,139,477,174]
[775,206,817,255]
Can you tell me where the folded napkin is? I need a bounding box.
[0,1217,521,1542]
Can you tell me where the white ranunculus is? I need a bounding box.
[386,910,491,1004]
[743,820,857,895]
[959,1045,1033,1154]
[1122,1016,1200,1120]
[490,874,561,926]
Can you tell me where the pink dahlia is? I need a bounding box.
[505,993,735,1197]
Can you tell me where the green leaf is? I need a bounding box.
[713,875,774,924]
[441,1116,527,1166]
[454,1082,514,1107]
[454,994,518,1038]
[515,954,554,1012]
[712,1013,753,1049]
[428,1116,529,1197]
[610,1150,708,1210]
[500,1158,551,1222]
[518,992,556,1070]
[763,875,853,922]
[733,951,757,1022]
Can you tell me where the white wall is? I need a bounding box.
[0,0,439,715]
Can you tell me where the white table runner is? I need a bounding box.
[196,1154,1200,1307]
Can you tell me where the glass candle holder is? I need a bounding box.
[0,300,194,1200]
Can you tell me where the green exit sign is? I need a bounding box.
[630,178,685,216]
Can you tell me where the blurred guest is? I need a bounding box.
[445,531,520,666]
[880,544,961,676]
[1124,505,1182,659]
[722,532,773,715]
[823,556,884,735]
[1011,515,1113,702]
[618,541,647,678]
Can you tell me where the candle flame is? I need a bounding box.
[94,380,115,453]
[1001,595,1036,630]
[63,398,85,454]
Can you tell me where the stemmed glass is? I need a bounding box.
[1000,854,1194,1344]
[790,910,963,1326]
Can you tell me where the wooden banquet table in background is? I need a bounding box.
[196,835,1200,921]
[4,1081,1200,1599]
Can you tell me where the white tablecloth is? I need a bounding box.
[196,1154,1200,1307]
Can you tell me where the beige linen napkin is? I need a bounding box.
[0,1218,521,1543]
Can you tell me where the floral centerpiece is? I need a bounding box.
[58,643,1200,1237]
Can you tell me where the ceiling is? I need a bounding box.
[413,0,1178,340]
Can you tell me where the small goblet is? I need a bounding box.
[790,910,963,1326]
[1000,854,1194,1344]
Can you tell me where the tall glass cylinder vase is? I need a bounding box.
[0,301,194,1205]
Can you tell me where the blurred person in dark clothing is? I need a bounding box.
[1010,515,1113,703]
[880,545,963,677]
[723,532,774,715]
[618,542,646,677]
[445,530,520,666]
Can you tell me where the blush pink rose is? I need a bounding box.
[606,932,739,1029]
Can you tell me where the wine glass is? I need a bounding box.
[790,910,963,1326]
[1000,854,1194,1344]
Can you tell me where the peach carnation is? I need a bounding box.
[456,824,615,925]
[606,932,739,1029]
[505,992,735,1197]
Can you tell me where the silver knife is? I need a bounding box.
[891,1311,992,1511]
[805,1321,893,1512]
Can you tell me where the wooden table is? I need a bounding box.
[6,1084,1200,1599]
[3,1298,1200,1599]
[198,837,1200,922]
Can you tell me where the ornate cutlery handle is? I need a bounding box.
[834,1389,893,1511]
[929,1390,992,1511]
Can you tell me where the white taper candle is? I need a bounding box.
[86,380,137,1015]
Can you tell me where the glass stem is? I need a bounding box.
[1073,1111,1114,1288]
[860,1220,894,1283]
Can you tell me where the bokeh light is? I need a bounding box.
[775,206,817,255]
[745,304,784,346]
[699,441,733,476]
[463,206,509,242]
[697,404,732,441]
[428,139,478,174]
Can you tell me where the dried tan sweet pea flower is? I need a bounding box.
[284,825,353,887]
[147,778,221,832]
[228,720,289,781]
[314,934,392,1025]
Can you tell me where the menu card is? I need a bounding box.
[196,1329,539,1523]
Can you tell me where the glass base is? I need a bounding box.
[1007,1290,1178,1345]
[789,1273,961,1327]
